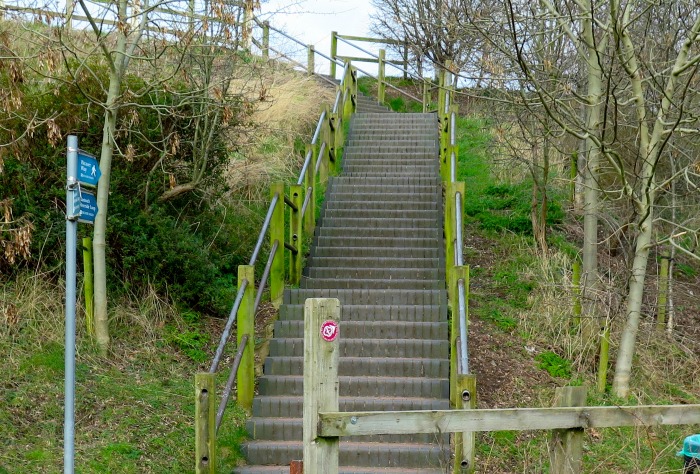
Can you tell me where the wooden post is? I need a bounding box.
[572,259,582,326]
[454,374,477,474]
[402,39,409,80]
[289,185,303,285]
[657,252,670,330]
[303,298,340,473]
[195,372,216,474]
[262,21,270,60]
[378,49,386,105]
[597,321,610,393]
[237,265,255,413]
[438,67,446,120]
[270,183,285,308]
[549,386,587,474]
[304,144,316,238]
[82,237,94,337]
[423,80,429,113]
[328,112,339,174]
[308,45,315,76]
[450,265,469,405]
[330,31,338,78]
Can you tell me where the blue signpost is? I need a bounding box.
[78,151,101,188]
[65,138,100,474]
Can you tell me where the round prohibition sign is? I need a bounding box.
[320,320,339,342]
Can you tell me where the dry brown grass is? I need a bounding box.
[224,61,334,201]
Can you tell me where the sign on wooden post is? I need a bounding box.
[195,372,216,474]
[303,298,340,473]
[549,386,587,474]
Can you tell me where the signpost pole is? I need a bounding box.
[64,135,78,474]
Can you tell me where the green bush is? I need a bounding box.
[535,351,572,378]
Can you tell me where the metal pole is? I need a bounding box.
[458,279,469,374]
[64,135,79,474]
[455,192,464,266]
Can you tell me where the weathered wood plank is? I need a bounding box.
[549,386,587,474]
[336,34,403,45]
[303,298,340,473]
[319,404,700,437]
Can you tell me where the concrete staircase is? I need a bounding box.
[236,98,449,473]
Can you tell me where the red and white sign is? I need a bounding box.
[320,320,339,342]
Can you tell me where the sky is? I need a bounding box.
[259,0,390,76]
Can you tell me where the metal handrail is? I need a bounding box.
[455,192,464,266]
[297,149,313,185]
[352,63,423,104]
[333,90,342,113]
[457,279,469,374]
[253,240,278,314]
[301,186,313,218]
[209,278,248,373]
[312,111,326,145]
[249,193,280,266]
[315,142,327,174]
[216,334,249,431]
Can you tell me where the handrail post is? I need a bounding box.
[454,374,477,474]
[303,298,340,472]
[195,372,216,474]
[378,48,386,105]
[438,66,446,120]
[450,265,469,404]
[330,31,338,78]
[270,183,285,308]
[236,265,255,413]
[328,110,339,174]
[422,80,429,113]
[289,185,303,285]
[307,45,315,76]
[304,145,316,237]
[262,21,270,60]
[549,386,587,474]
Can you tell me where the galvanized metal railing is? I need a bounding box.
[194,23,358,473]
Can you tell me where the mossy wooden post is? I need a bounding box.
[195,372,216,474]
[350,66,358,112]
[572,258,582,326]
[289,185,303,285]
[444,182,455,304]
[328,111,339,174]
[82,236,94,337]
[450,265,469,405]
[307,45,315,75]
[657,252,670,330]
[422,80,429,113]
[270,183,285,308]
[304,144,316,237]
[262,21,270,60]
[378,48,386,105]
[330,31,338,78]
[454,374,477,474]
[437,67,446,121]
[596,320,610,393]
[237,265,255,412]
[303,298,340,473]
[549,386,587,474]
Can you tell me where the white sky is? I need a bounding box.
[260,0,394,76]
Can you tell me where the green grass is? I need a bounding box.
[0,275,248,474]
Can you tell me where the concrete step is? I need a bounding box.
[329,184,438,194]
[258,374,449,398]
[313,235,440,249]
[324,200,439,211]
[242,440,449,469]
[252,395,450,418]
[330,176,442,186]
[341,165,438,174]
[305,266,441,281]
[307,255,442,269]
[268,331,449,357]
[300,277,442,290]
[316,227,442,239]
[278,303,447,322]
[264,354,449,377]
[267,339,449,360]
[310,246,441,259]
[235,466,445,474]
[322,209,440,220]
[325,192,440,203]
[318,218,440,230]
[246,417,449,443]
